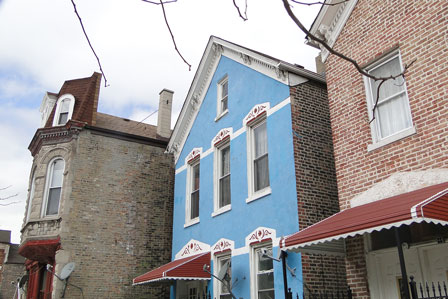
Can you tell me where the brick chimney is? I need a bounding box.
[157,89,173,138]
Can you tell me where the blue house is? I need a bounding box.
[134,36,340,299]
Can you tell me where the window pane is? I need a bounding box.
[221,146,230,176]
[192,164,200,191]
[58,112,69,125]
[257,272,275,290]
[191,190,199,219]
[60,99,70,112]
[254,154,269,191]
[221,96,228,111]
[254,122,268,158]
[377,93,411,138]
[219,175,231,207]
[50,160,64,187]
[258,290,275,299]
[219,258,231,294]
[222,81,228,98]
[370,57,404,101]
[258,252,274,271]
[46,187,61,215]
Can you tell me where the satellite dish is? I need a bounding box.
[19,274,29,288]
[60,262,76,280]
[217,260,231,281]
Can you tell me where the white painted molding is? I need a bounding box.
[245,227,277,247]
[212,238,235,255]
[175,239,211,260]
[243,102,270,126]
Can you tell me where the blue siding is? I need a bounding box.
[171,55,303,298]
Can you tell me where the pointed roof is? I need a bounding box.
[167,36,325,163]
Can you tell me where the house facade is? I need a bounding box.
[282,1,448,299]
[134,36,344,298]
[19,73,175,298]
[0,230,26,299]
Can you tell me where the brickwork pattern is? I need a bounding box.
[0,263,25,299]
[324,1,448,298]
[290,82,347,293]
[59,130,174,298]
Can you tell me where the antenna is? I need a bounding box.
[217,260,231,281]
[60,262,76,280]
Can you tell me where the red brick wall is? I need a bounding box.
[324,0,448,298]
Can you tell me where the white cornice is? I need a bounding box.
[167,36,319,164]
[308,0,358,62]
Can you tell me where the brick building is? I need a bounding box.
[0,230,26,299]
[19,73,174,298]
[282,1,448,299]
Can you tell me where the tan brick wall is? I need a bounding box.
[57,129,174,299]
[0,263,25,299]
[324,1,448,298]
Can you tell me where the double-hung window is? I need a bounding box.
[44,158,65,216]
[52,94,75,126]
[186,160,200,224]
[217,76,229,119]
[215,254,232,299]
[364,51,414,149]
[252,244,275,299]
[218,145,231,208]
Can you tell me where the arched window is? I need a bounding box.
[43,158,65,216]
[52,94,75,126]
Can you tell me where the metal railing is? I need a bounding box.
[409,276,448,299]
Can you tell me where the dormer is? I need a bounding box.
[52,94,75,126]
[39,92,57,128]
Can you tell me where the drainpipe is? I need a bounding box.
[395,227,411,299]
[281,251,289,299]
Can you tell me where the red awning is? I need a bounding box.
[19,238,60,263]
[133,252,211,285]
[281,182,448,255]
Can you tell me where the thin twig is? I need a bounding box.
[70,0,109,87]
[0,185,12,191]
[0,201,20,206]
[157,0,191,70]
[233,0,248,21]
[0,194,19,201]
[137,109,158,125]
[141,0,177,4]
[291,0,350,6]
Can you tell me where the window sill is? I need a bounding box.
[246,187,272,203]
[184,218,200,228]
[211,205,232,217]
[367,126,416,152]
[215,110,229,122]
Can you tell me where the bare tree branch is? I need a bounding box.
[282,0,416,121]
[141,0,177,4]
[142,0,191,70]
[70,0,109,87]
[291,0,350,6]
[158,0,191,70]
[0,185,12,191]
[233,0,248,21]
[0,185,19,206]
[0,194,19,201]
[0,201,20,207]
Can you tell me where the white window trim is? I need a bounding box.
[213,139,231,217]
[185,158,200,226]
[363,50,414,150]
[41,157,65,218]
[213,252,232,299]
[52,94,75,126]
[246,116,271,203]
[216,76,229,120]
[25,169,36,222]
[250,242,275,299]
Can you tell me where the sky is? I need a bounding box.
[0,0,320,243]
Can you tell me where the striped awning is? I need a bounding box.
[281,182,448,256]
[133,252,210,285]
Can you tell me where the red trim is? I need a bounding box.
[246,112,266,126]
[283,182,448,249]
[214,248,231,256]
[214,135,230,147]
[133,252,210,284]
[19,237,60,264]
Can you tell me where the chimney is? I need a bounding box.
[157,89,173,138]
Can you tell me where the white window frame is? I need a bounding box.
[212,140,231,217]
[250,242,275,299]
[41,157,65,217]
[216,76,229,121]
[246,117,271,203]
[185,159,200,227]
[52,94,75,126]
[363,50,415,151]
[214,253,232,299]
[26,169,36,222]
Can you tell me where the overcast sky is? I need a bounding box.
[0,0,320,243]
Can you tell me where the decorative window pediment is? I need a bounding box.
[175,239,210,259]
